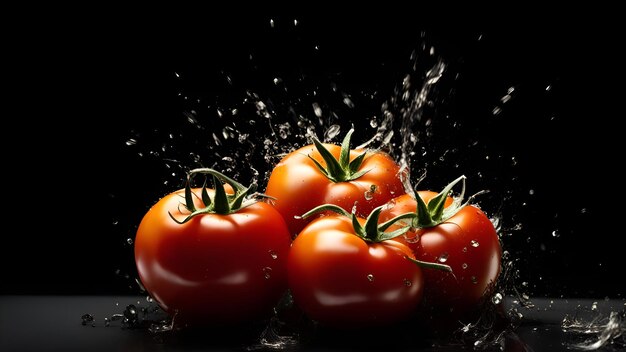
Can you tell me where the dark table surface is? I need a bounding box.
[1,295,624,352]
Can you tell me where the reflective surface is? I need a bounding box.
[2,296,624,351]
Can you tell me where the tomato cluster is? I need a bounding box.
[134,131,502,328]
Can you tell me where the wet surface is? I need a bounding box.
[1,295,624,351]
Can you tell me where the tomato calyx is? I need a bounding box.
[308,129,369,183]
[299,203,417,243]
[412,175,471,228]
[169,168,272,223]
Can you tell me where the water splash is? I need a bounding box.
[562,305,626,350]
[81,300,167,330]
[365,58,446,186]
[246,291,307,351]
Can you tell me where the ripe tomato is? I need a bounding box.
[379,177,502,313]
[287,204,424,328]
[265,130,406,237]
[134,169,291,325]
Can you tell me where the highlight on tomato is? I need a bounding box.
[265,129,406,237]
[287,203,450,328]
[379,176,502,315]
[134,168,292,326]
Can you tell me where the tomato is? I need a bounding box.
[287,204,424,328]
[134,169,291,325]
[379,177,502,314]
[265,130,406,237]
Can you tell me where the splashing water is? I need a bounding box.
[562,304,626,351]
[81,300,167,330]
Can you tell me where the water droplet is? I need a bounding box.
[522,293,530,300]
[367,274,374,282]
[471,276,478,284]
[212,133,221,146]
[529,189,535,195]
[591,301,598,311]
[126,238,133,245]
[104,317,110,327]
[552,230,560,238]
[263,267,272,279]
[278,123,291,139]
[580,208,587,214]
[312,102,322,117]
[152,321,175,334]
[462,263,468,269]
[492,106,502,115]
[438,252,449,263]
[293,19,298,26]
[269,250,278,260]
[545,85,552,91]
[507,86,515,94]
[364,190,373,200]
[522,281,529,287]
[146,296,154,303]
[125,138,137,146]
[501,94,512,103]
[403,232,419,244]
[81,313,94,326]
[492,292,503,305]
[122,304,139,328]
[370,118,378,128]
[324,124,340,140]
[403,279,412,287]
[343,97,354,108]
[471,240,480,248]
[273,77,282,85]
[462,247,468,253]
[269,19,275,27]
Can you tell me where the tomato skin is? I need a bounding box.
[287,215,423,328]
[266,143,405,237]
[134,188,292,325]
[380,192,501,312]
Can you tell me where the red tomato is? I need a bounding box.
[266,131,406,236]
[380,188,501,313]
[287,211,424,328]
[134,171,291,326]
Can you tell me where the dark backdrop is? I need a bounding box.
[5,14,622,299]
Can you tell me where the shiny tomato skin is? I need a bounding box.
[287,216,423,328]
[265,143,405,237]
[134,188,292,325]
[380,192,501,312]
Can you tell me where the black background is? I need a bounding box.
[4,14,622,299]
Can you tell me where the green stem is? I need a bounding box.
[308,129,370,183]
[298,203,415,243]
[413,175,468,228]
[405,257,453,272]
[168,168,267,223]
